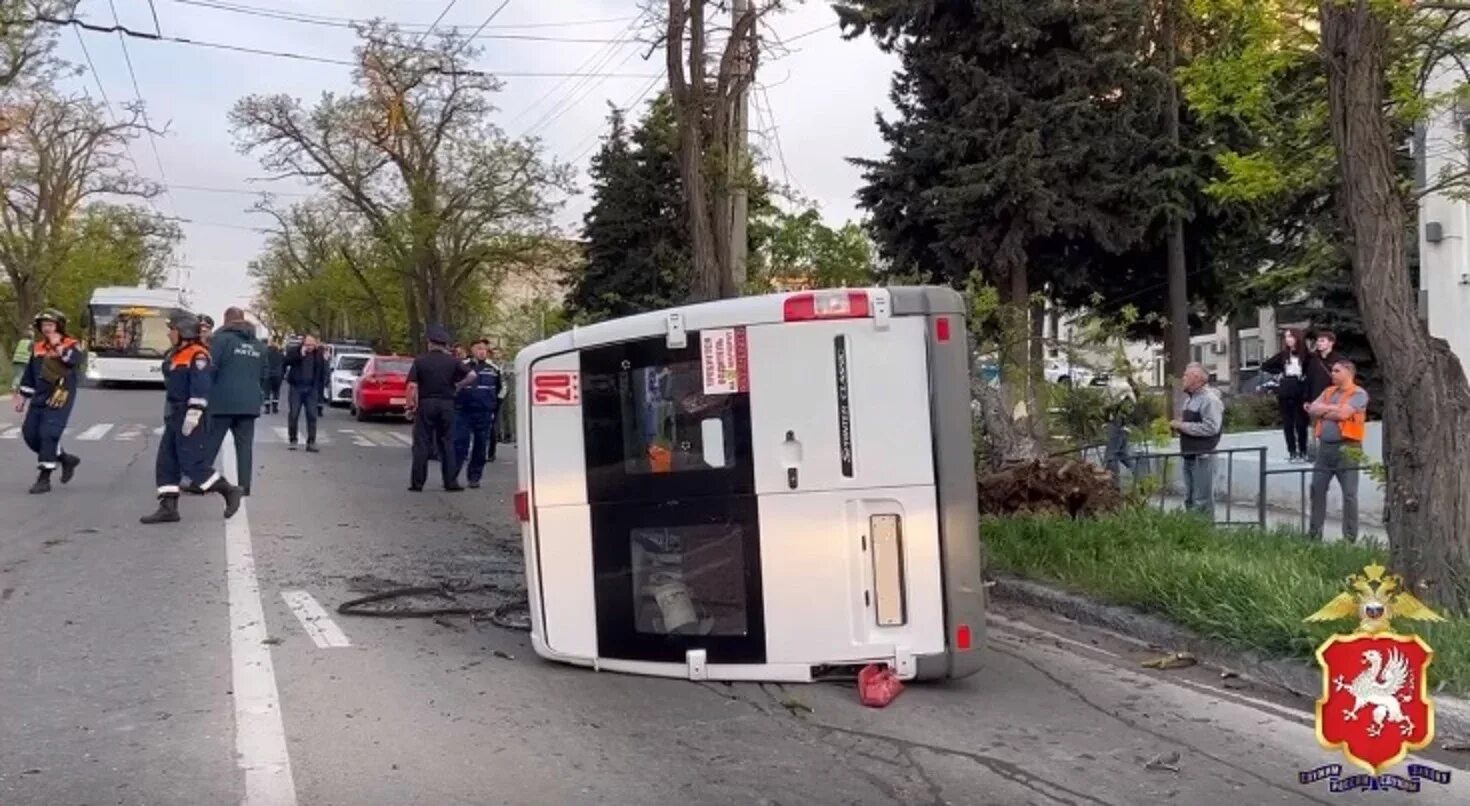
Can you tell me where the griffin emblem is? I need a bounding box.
[1305,564,1443,774]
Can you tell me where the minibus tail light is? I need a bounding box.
[783,290,870,321]
[955,624,973,651]
[514,490,530,522]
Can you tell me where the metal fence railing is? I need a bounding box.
[1261,462,1381,535]
[1124,446,1269,529]
[1050,437,1384,535]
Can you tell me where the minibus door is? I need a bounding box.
[577,333,768,665]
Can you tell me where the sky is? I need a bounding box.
[52,0,900,318]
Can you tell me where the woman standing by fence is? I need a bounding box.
[1260,328,1310,462]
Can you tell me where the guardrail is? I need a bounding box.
[1126,446,1269,529]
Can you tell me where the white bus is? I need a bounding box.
[514,287,985,683]
[81,286,190,385]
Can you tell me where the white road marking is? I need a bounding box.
[222,441,299,806]
[280,590,351,649]
[153,425,164,435]
[75,423,114,441]
[0,425,18,439]
[390,432,414,447]
[269,426,330,445]
[366,429,404,448]
[115,424,144,440]
[337,428,376,447]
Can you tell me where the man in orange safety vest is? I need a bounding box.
[1305,359,1368,543]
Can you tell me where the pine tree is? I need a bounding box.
[566,99,692,323]
[840,0,1174,373]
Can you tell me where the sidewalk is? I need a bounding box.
[1148,493,1387,546]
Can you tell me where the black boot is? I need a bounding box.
[28,469,52,494]
[59,452,81,484]
[140,494,181,524]
[206,477,244,519]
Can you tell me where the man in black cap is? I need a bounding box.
[406,325,477,492]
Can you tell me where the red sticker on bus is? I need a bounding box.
[531,371,580,405]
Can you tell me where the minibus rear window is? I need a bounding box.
[630,524,750,637]
[616,363,736,475]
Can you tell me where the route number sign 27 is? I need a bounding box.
[531,371,580,406]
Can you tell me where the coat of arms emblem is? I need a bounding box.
[1305,563,1445,774]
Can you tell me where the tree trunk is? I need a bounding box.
[1321,1,1470,612]
[1227,320,1243,393]
[1029,295,1046,387]
[1162,1,1191,380]
[12,276,36,343]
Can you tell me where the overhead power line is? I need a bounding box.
[30,15,660,78]
[414,0,460,47]
[450,0,512,59]
[145,0,163,35]
[166,0,635,32]
[106,0,176,216]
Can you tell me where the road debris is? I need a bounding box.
[857,663,904,708]
[1143,751,1181,772]
[1141,652,1197,670]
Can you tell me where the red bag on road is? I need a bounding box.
[857,663,904,708]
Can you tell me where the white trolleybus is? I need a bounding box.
[81,286,190,385]
[514,286,985,683]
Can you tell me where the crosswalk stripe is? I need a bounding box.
[268,426,331,445]
[337,428,375,447]
[9,422,420,447]
[364,429,402,448]
[76,423,114,441]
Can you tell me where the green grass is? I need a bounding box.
[984,510,1470,697]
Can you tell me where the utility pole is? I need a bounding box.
[729,0,751,292]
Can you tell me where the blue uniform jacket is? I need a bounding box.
[19,336,84,412]
[162,342,213,416]
[455,359,505,413]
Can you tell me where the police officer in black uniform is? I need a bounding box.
[406,325,476,492]
[12,309,84,493]
[140,313,243,524]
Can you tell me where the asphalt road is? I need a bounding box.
[2,387,1466,805]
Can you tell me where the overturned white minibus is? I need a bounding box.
[513,287,985,683]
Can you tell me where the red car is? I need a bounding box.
[351,355,414,421]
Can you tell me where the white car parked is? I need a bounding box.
[1043,358,1095,386]
[326,351,372,407]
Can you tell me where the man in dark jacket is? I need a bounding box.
[202,308,266,495]
[283,334,328,451]
[1303,329,1343,459]
[262,337,285,414]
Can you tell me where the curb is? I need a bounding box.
[990,575,1470,742]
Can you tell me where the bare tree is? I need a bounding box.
[230,24,570,346]
[660,0,786,301]
[0,90,158,339]
[1320,0,1470,611]
[0,1,75,92]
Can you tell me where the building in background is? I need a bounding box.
[1416,60,1470,374]
[483,238,582,354]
